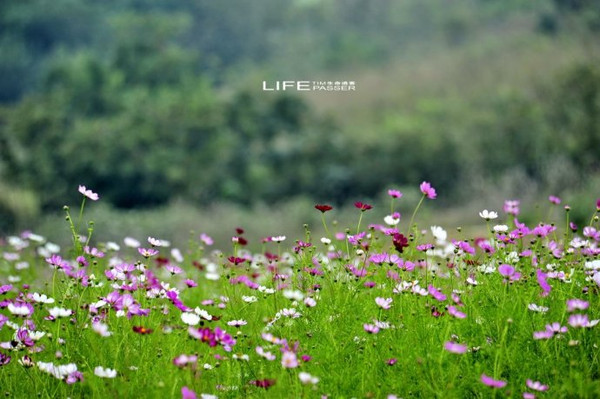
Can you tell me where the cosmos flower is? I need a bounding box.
[548,195,561,205]
[566,299,589,312]
[78,185,99,201]
[94,366,117,378]
[420,181,437,199]
[281,351,298,368]
[444,341,467,354]
[503,200,520,215]
[481,374,506,388]
[375,297,393,310]
[298,372,319,385]
[315,204,333,213]
[479,210,498,220]
[354,201,373,211]
[526,379,549,391]
[388,189,403,198]
[364,324,380,334]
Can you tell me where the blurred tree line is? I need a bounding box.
[0,0,599,232]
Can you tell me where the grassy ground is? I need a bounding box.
[1,186,599,398]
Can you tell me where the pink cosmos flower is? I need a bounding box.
[138,248,159,258]
[78,185,99,201]
[444,341,467,354]
[181,386,197,399]
[428,286,446,302]
[364,324,380,334]
[481,374,506,388]
[526,379,549,392]
[448,306,467,319]
[281,351,298,368]
[375,297,393,310]
[503,200,520,215]
[566,299,589,312]
[548,195,561,204]
[388,189,403,198]
[420,181,437,199]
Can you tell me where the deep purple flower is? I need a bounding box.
[393,233,409,253]
[481,374,506,388]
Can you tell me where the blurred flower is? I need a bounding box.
[420,181,437,199]
[481,374,506,388]
[78,185,99,201]
[94,366,117,378]
[388,189,403,198]
[315,204,333,213]
[479,210,498,220]
[444,341,467,354]
[354,201,373,211]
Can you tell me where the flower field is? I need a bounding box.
[1,184,600,398]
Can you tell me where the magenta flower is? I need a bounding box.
[78,185,99,201]
[0,284,12,295]
[427,285,447,302]
[375,297,393,310]
[386,358,397,365]
[533,330,554,340]
[185,279,197,288]
[481,374,507,388]
[596,198,600,210]
[419,181,437,199]
[526,379,549,392]
[536,269,551,297]
[548,195,561,204]
[444,341,467,354]
[388,189,403,198]
[181,386,197,399]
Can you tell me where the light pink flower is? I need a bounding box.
[78,185,99,201]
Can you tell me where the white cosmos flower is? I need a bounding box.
[181,312,200,326]
[194,308,213,320]
[304,297,317,307]
[493,224,509,233]
[299,372,319,385]
[242,296,257,303]
[320,237,331,245]
[92,321,112,337]
[283,290,304,301]
[430,226,447,243]
[528,303,549,313]
[94,366,117,378]
[271,235,286,243]
[384,214,400,226]
[29,331,46,341]
[48,307,72,318]
[31,293,55,304]
[123,237,140,248]
[479,210,498,220]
